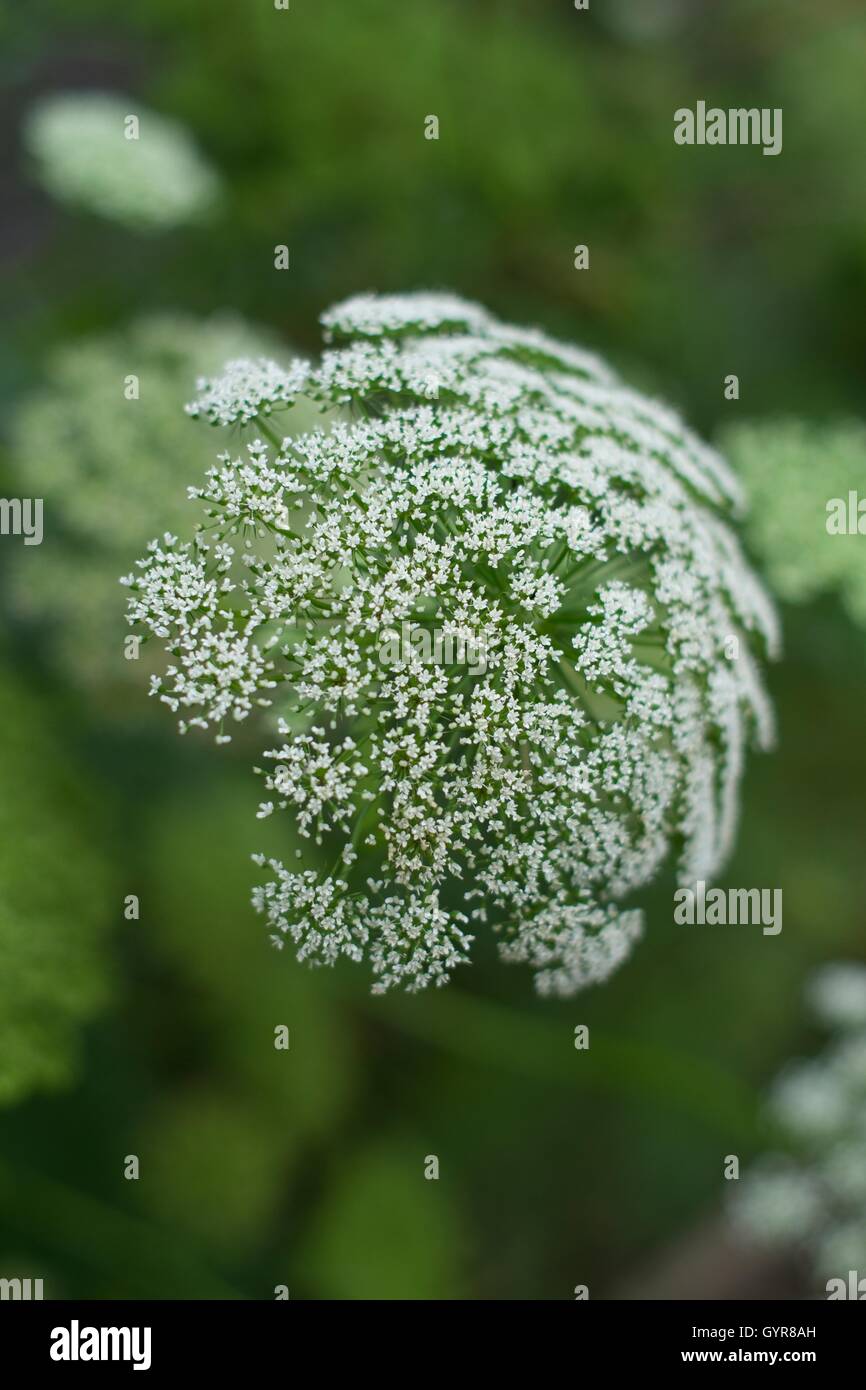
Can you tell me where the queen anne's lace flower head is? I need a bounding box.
[24,91,221,230]
[731,963,866,1281]
[124,292,778,995]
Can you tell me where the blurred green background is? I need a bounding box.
[1,0,865,1299]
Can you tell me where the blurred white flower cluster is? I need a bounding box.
[6,313,307,698]
[723,418,866,628]
[24,91,220,230]
[124,292,778,995]
[732,962,866,1280]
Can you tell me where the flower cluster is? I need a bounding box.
[124,292,778,994]
[723,418,866,628]
[7,314,301,696]
[731,963,866,1280]
[24,91,220,230]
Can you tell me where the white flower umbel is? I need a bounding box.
[124,292,778,995]
[731,963,866,1281]
[24,91,220,231]
[723,418,866,628]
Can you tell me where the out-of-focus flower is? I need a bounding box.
[125,291,778,996]
[7,313,323,701]
[722,419,866,627]
[731,963,866,1281]
[23,90,221,230]
[0,675,113,1106]
[732,1162,823,1246]
[808,962,866,1032]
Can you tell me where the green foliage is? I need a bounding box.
[134,1086,290,1261]
[14,0,866,416]
[0,676,113,1105]
[140,773,356,1140]
[301,1140,464,1300]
